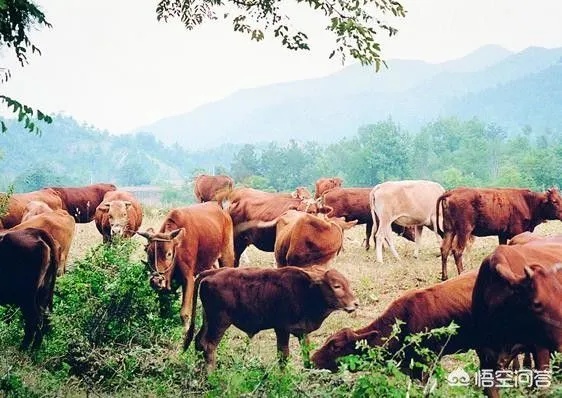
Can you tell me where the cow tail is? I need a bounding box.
[435,194,446,237]
[369,188,379,241]
[183,272,207,351]
[36,234,58,319]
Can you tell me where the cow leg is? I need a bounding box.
[477,350,501,398]
[19,303,40,351]
[385,225,401,260]
[413,225,422,258]
[440,232,454,281]
[375,227,385,263]
[295,333,311,368]
[274,328,290,367]
[365,221,373,251]
[451,233,467,277]
[533,347,551,370]
[498,235,508,245]
[196,309,230,372]
[233,237,248,268]
[180,271,196,335]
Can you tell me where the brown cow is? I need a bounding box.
[314,177,343,199]
[136,202,235,341]
[370,180,445,263]
[312,270,478,379]
[184,266,358,370]
[319,187,417,251]
[11,205,75,276]
[193,174,234,202]
[236,210,358,267]
[0,189,64,229]
[94,190,143,243]
[0,228,60,350]
[45,183,117,223]
[472,240,562,398]
[437,187,562,280]
[215,187,320,267]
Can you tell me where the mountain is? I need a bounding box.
[134,45,562,149]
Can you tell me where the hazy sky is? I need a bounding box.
[2,0,562,133]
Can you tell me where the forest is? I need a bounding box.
[0,114,559,194]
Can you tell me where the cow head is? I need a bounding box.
[295,198,323,214]
[543,187,562,220]
[98,200,132,238]
[311,327,380,371]
[314,268,358,313]
[137,227,184,292]
[521,263,562,349]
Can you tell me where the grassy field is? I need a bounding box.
[1,207,561,397]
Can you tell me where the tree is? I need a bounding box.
[0,0,52,133]
[156,0,406,67]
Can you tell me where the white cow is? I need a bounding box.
[370,180,445,263]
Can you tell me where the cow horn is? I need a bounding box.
[524,266,535,280]
[136,230,153,240]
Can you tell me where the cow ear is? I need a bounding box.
[98,202,110,211]
[495,263,525,286]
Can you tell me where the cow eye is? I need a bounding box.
[532,300,543,311]
[333,284,342,289]
[166,251,172,258]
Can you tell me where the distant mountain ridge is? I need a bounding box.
[134,45,562,149]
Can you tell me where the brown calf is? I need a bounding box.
[184,266,358,370]
[312,270,478,378]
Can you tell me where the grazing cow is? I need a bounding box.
[137,202,234,341]
[236,210,358,267]
[0,228,60,350]
[94,190,143,243]
[0,189,64,229]
[11,205,75,276]
[370,180,445,263]
[184,266,358,370]
[45,183,117,223]
[437,187,562,280]
[314,177,343,199]
[193,174,234,202]
[215,187,320,267]
[320,187,417,251]
[472,240,562,398]
[311,270,478,378]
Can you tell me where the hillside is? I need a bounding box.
[134,45,562,149]
[0,116,242,191]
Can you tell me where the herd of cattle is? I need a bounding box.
[0,174,561,397]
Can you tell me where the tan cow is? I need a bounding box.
[0,189,64,229]
[370,180,445,263]
[94,190,143,243]
[10,204,75,276]
[137,202,235,343]
[193,174,234,202]
[236,210,357,267]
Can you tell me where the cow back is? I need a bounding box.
[47,183,117,223]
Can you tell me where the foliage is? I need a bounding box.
[0,0,52,134]
[156,0,405,67]
[13,165,64,192]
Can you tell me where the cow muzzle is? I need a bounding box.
[150,274,169,292]
[343,301,359,313]
[111,225,124,237]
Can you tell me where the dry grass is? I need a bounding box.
[66,210,562,372]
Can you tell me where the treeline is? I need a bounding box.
[229,118,561,192]
[0,115,559,193]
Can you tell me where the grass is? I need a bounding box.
[2,207,562,397]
